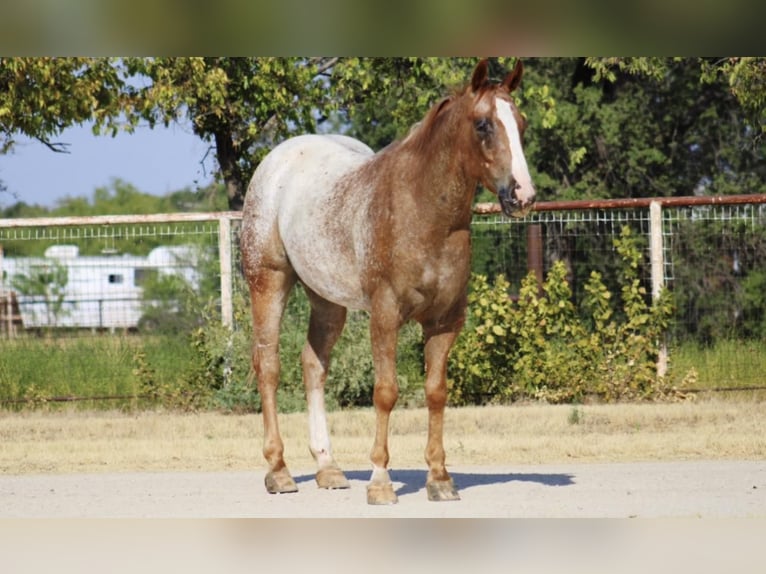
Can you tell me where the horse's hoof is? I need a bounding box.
[426,478,460,502]
[264,468,298,494]
[367,482,398,505]
[316,466,350,490]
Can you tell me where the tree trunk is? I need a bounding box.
[214,130,246,211]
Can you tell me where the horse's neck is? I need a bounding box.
[398,120,476,230]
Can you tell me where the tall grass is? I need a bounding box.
[670,339,766,392]
[0,334,192,410]
[2,332,764,411]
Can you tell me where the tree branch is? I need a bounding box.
[311,57,339,76]
[35,137,71,153]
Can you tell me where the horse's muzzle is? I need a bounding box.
[499,185,535,219]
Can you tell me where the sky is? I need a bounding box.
[0,121,217,209]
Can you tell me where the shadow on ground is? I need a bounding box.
[294,469,575,497]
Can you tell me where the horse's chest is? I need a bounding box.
[402,231,471,314]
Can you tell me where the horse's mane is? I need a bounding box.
[383,83,475,160]
[403,96,459,153]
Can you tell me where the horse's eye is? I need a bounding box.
[475,118,493,137]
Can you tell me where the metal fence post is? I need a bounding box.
[649,201,668,378]
[526,224,544,295]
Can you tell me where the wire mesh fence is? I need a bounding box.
[474,198,766,328]
[0,214,234,408]
[1,218,222,332]
[472,208,655,297]
[1,196,765,407]
[473,196,766,392]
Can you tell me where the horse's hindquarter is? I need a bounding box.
[269,135,375,310]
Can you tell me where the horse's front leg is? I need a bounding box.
[421,312,464,502]
[367,299,400,505]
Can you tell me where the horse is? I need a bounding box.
[240,58,535,505]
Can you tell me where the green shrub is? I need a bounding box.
[142,282,426,413]
[137,226,673,411]
[448,226,674,405]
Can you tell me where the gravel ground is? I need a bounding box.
[1,459,764,518]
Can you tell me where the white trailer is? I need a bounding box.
[1,244,202,330]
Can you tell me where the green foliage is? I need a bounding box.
[524,58,766,202]
[4,57,765,210]
[10,258,69,327]
[134,299,239,412]
[671,219,766,344]
[144,279,427,414]
[0,57,126,153]
[449,226,674,405]
[583,228,674,400]
[138,244,219,334]
[123,57,329,209]
[328,58,481,150]
[589,57,766,134]
[132,244,242,410]
[740,270,766,339]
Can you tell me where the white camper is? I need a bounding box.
[0,245,202,330]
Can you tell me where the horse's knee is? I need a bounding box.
[253,345,280,382]
[373,381,399,412]
[425,385,447,411]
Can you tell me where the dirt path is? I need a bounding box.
[2,460,764,517]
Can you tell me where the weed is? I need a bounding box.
[568,406,583,425]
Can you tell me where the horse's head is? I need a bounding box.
[466,58,536,218]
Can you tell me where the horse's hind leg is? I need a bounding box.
[248,268,298,494]
[302,289,350,489]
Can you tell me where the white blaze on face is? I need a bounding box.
[494,97,535,205]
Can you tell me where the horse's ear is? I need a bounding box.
[502,59,524,93]
[434,97,452,116]
[471,59,490,93]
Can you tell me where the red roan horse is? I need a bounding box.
[240,58,535,504]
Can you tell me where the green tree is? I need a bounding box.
[522,58,766,202]
[0,57,135,205]
[121,58,537,209]
[0,57,128,153]
[3,57,765,211]
[327,58,480,149]
[122,57,333,210]
[587,57,766,134]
